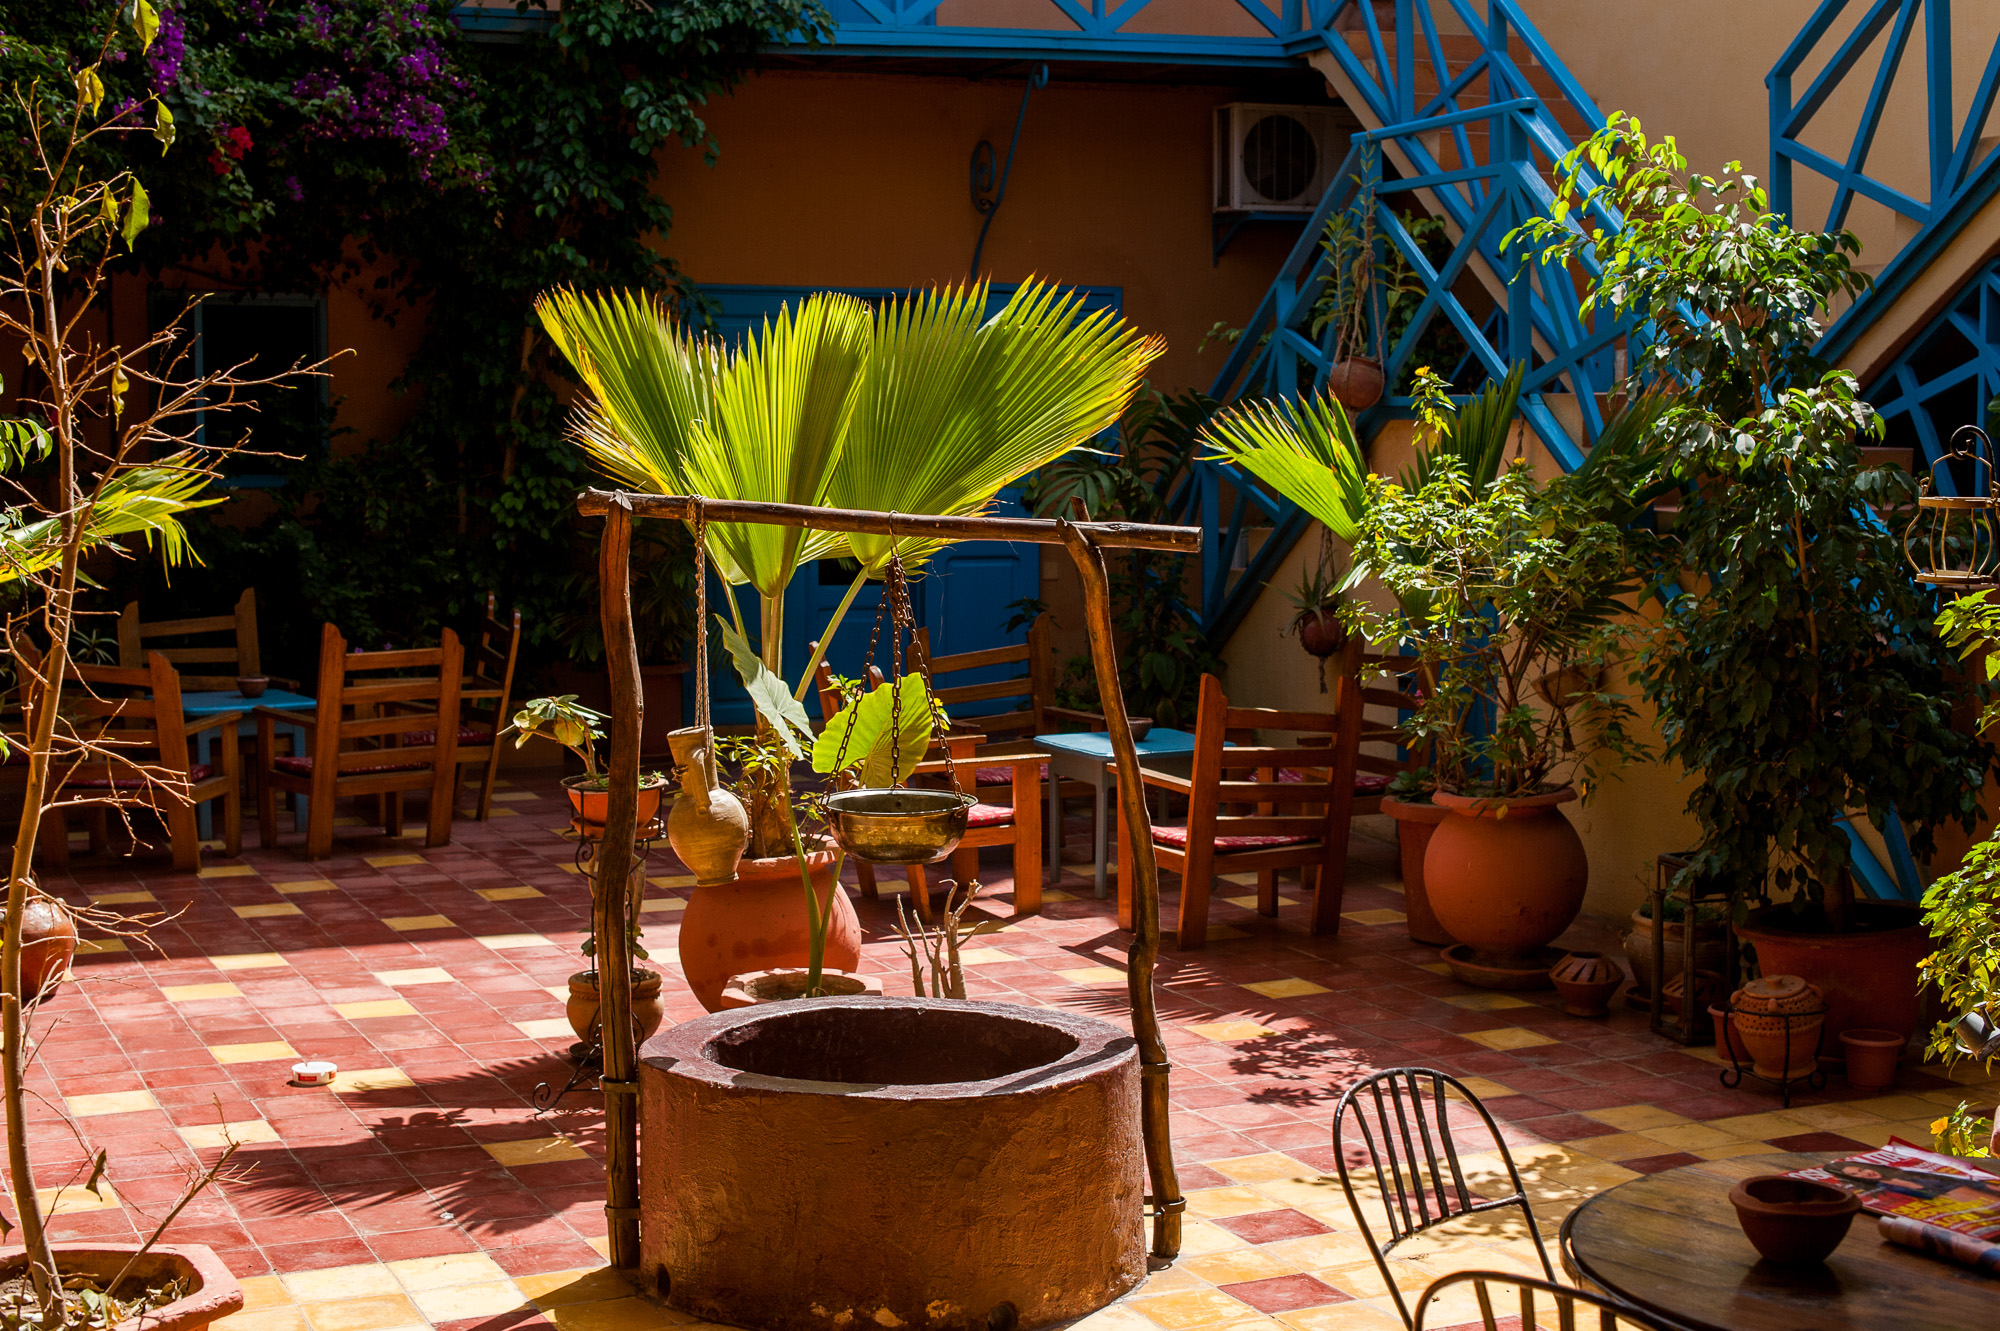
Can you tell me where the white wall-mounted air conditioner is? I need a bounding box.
[1214,104,1348,213]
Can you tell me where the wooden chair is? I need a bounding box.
[811,646,1047,919]
[254,623,463,859]
[1353,649,1432,800]
[118,588,289,690]
[402,594,521,820]
[29,649,242,873]
[1413,1271,1683,1331]
[1119,646,1373,948]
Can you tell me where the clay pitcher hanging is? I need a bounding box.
[667,724,749,885]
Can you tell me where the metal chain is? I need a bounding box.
[899,570,962,798]
[829,543,895,781]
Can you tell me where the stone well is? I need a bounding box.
[638,997,1145,1331]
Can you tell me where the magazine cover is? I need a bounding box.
[1791,1138,2000,1242]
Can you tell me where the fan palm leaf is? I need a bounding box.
[1199,391,1369,541]
[0,460,217,584]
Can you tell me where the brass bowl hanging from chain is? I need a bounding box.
[824,788,976,865]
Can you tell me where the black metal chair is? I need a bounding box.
[1332,1067,1557,1329]
[1414,1270,1693,1331]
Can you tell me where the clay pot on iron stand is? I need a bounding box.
[1548,952,1622,1017]
[20,891,77,1001]
[1734,898,1931,1052]
[566,967,667,1047]
[1839,1028,1904,1092]
[679,846,861,1012]
[1381,796,1453,947]
[1622,903,1728,1011]
[564,775,667,834]
[718,967,885,1008]
[1425,787,1588,989]
[0,1244,243,1331]
[1730,974,1826,1081]
[1327,356,1385,411]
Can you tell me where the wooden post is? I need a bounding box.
[595,498,643,1271]
[1059,519,1183,1261]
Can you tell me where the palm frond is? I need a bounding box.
[1198,391,1368,541]
[0,460,218,584]
[1405,362,1524,493]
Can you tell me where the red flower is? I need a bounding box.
[210,124,255,175]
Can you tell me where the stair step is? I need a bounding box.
[1860,446,1916,472]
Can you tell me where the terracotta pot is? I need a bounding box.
[1623,907,1729,1009]
[0,1243,243,1331]
[564,776,665,832]
[664,726,750,886]
[1728,1175,1860,1265]
[1549,951,1622,1017]
[1294,609,1347,659]
[1424,788,1586,967]
[1382,796,1453,946]
[1839,1028,1904,1092]
[20,893,77,1002]
[1730,974,1825,1080]
[1710,1002,1749,1064]
[566,967,666,1046]
[1664,969,1723,1018]
[1736,901,1931,1044]
[1327,355,1385,410]
[678,846,859,1013]
[717,968,884,1008]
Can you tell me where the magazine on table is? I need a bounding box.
[1790,1138,2000,1242]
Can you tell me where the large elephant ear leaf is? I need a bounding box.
[811,677,939,788]
[717,617,814,758]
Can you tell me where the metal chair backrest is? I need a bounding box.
[1333,1067,1556,1328]
[1414,1270,1688,1331]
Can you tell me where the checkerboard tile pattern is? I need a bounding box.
[28,775,1994,1331]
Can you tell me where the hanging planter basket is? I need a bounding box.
[824,787,975,865]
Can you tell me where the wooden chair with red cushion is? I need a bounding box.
[401,594,521,820]
[1118,642,1371,948]
[30,649,242,873]
[255,622,463,859]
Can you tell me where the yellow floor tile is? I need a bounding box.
[365,855,426,868]
[201,865,259,879]
[1188,1020,1279,1042]
[514,1269,629,1310]
[213,1310,308,1331]
[478,933,553,950]
[1563,1131,1674,1162]
[212,952,289,971]
[1341,909,1406,926]
[955,947,1012,965]
[516,1018,576,1039]
[1693,1141,1781,1160]
[382,915,454,932]
[1781,1101,1888,1129]
[410,1284,527,1322]
[237,1276,293,1312]
[1461,1027,1557,1051]
[1204,924,1248,941]
[283,1265,402,1302]
[1185,1186,1273,1219]
[337,999,419,1020]
[1413,961,1452,976]
[1849,1093,1949,1119]
[178,1119,281,1151]
[37,1182,117,1214]
[1210,1152,1314,1183]
[1709,1110,1816,1140]
[558,863,585,875]
[163,982,244,1003]
[489,790,540,802]
[647,875,696,889]
[1583,1104,1692,1132]
[275,880,339,895]
[1182,1248,1298,1285]
[546,985,570,1000]
[1439,992,1538,1011]
[298,1295,421,1331]
[1279,1304,1405,1331]
[476,886,544,902]
[233,902,302,919]
[88,890,156,905]
[1643,1121,1744,1151]
[1067,1305,1161,1331]
[1060,966,1128,985]
[1241,978,1330,1000]
[542,1297,690,1331]
[1130,1288,1253,1329]
[483,1136,589,1167]
[1262,1232,1375,1271]
[1445,1076,1515,1100]
[211,1041,299,1065]
[75,937,127,954]
[374,967,454,986]
[1175,1219,1249,1256]
[66,1089,158,1117]
[637,897,686,913]
[330,1067,413,1094]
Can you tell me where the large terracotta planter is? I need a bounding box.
[1382,796,1452,946]
[678,846,859,1012]
[0,1244,243,1331]
[1424,788,1586,967]
[565,967,666,1045]
[1735,901,1931,1045]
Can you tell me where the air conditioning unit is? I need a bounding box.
[1214,104,1348,213]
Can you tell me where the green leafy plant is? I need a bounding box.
[505,695,610,779]
[1511,114,1992,917]
[811,677,940,790]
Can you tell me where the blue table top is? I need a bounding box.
[1034,727,1196,760]
[182,688,316,716]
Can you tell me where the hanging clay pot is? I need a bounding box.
[1327,356,1385,411]
[717,967,884,1008]
[565,967,667,1046]
[1426,788,1587,987]
[1381,796,1452,947]
[1730,975,1825,1080]
[19,893,77,1003]
[1294,609,1346,659]
[564,776,666,833]
[1548,951,1622,1017]
[678,846,860,1012]
[665,725,750,886]
[1839,1028,1904,1092]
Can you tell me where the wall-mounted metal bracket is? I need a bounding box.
[970,63,1050,276]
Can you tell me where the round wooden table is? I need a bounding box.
[1565,1151,2000,1330]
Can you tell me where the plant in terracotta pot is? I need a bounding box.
[506,694,670,830]
[1513,114,1993,1037]
[1281,536,1348,693]
[1305,146,1423,412]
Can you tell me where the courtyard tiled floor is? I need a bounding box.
[19,773,1998,1331]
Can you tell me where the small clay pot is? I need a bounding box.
[1710,1002,1750,1065]
[717,968,885,1008]
[19,893,77,1002]
[235,675,269,699]
[1127,717,1154,743]
[1549,951,1622,1017]
[1663,968,1723,1017]
[1840,1028,1904,1092]
[1294,609,1347,659]
[566,968,666,1046]
[1327,355,1385,411]
[565,776,665,833]
[1728,1174,1860,1265]
[1730,975,1825,1080]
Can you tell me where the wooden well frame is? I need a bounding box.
[576,487,1197,1272]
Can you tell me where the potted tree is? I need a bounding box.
[1513,115,1992,1040]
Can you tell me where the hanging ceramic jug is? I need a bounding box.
[666,724,749,886]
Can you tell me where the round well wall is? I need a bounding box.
[639,997,1146,1331]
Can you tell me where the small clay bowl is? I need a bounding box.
[1729,1174,1860,1264]
[1128,717,1154,742]
[236,675,269,699]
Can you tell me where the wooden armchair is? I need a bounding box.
[255,623,463,859]
[118,588,290,690]
[1119,652,1368,948]
[30,649,242,873]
